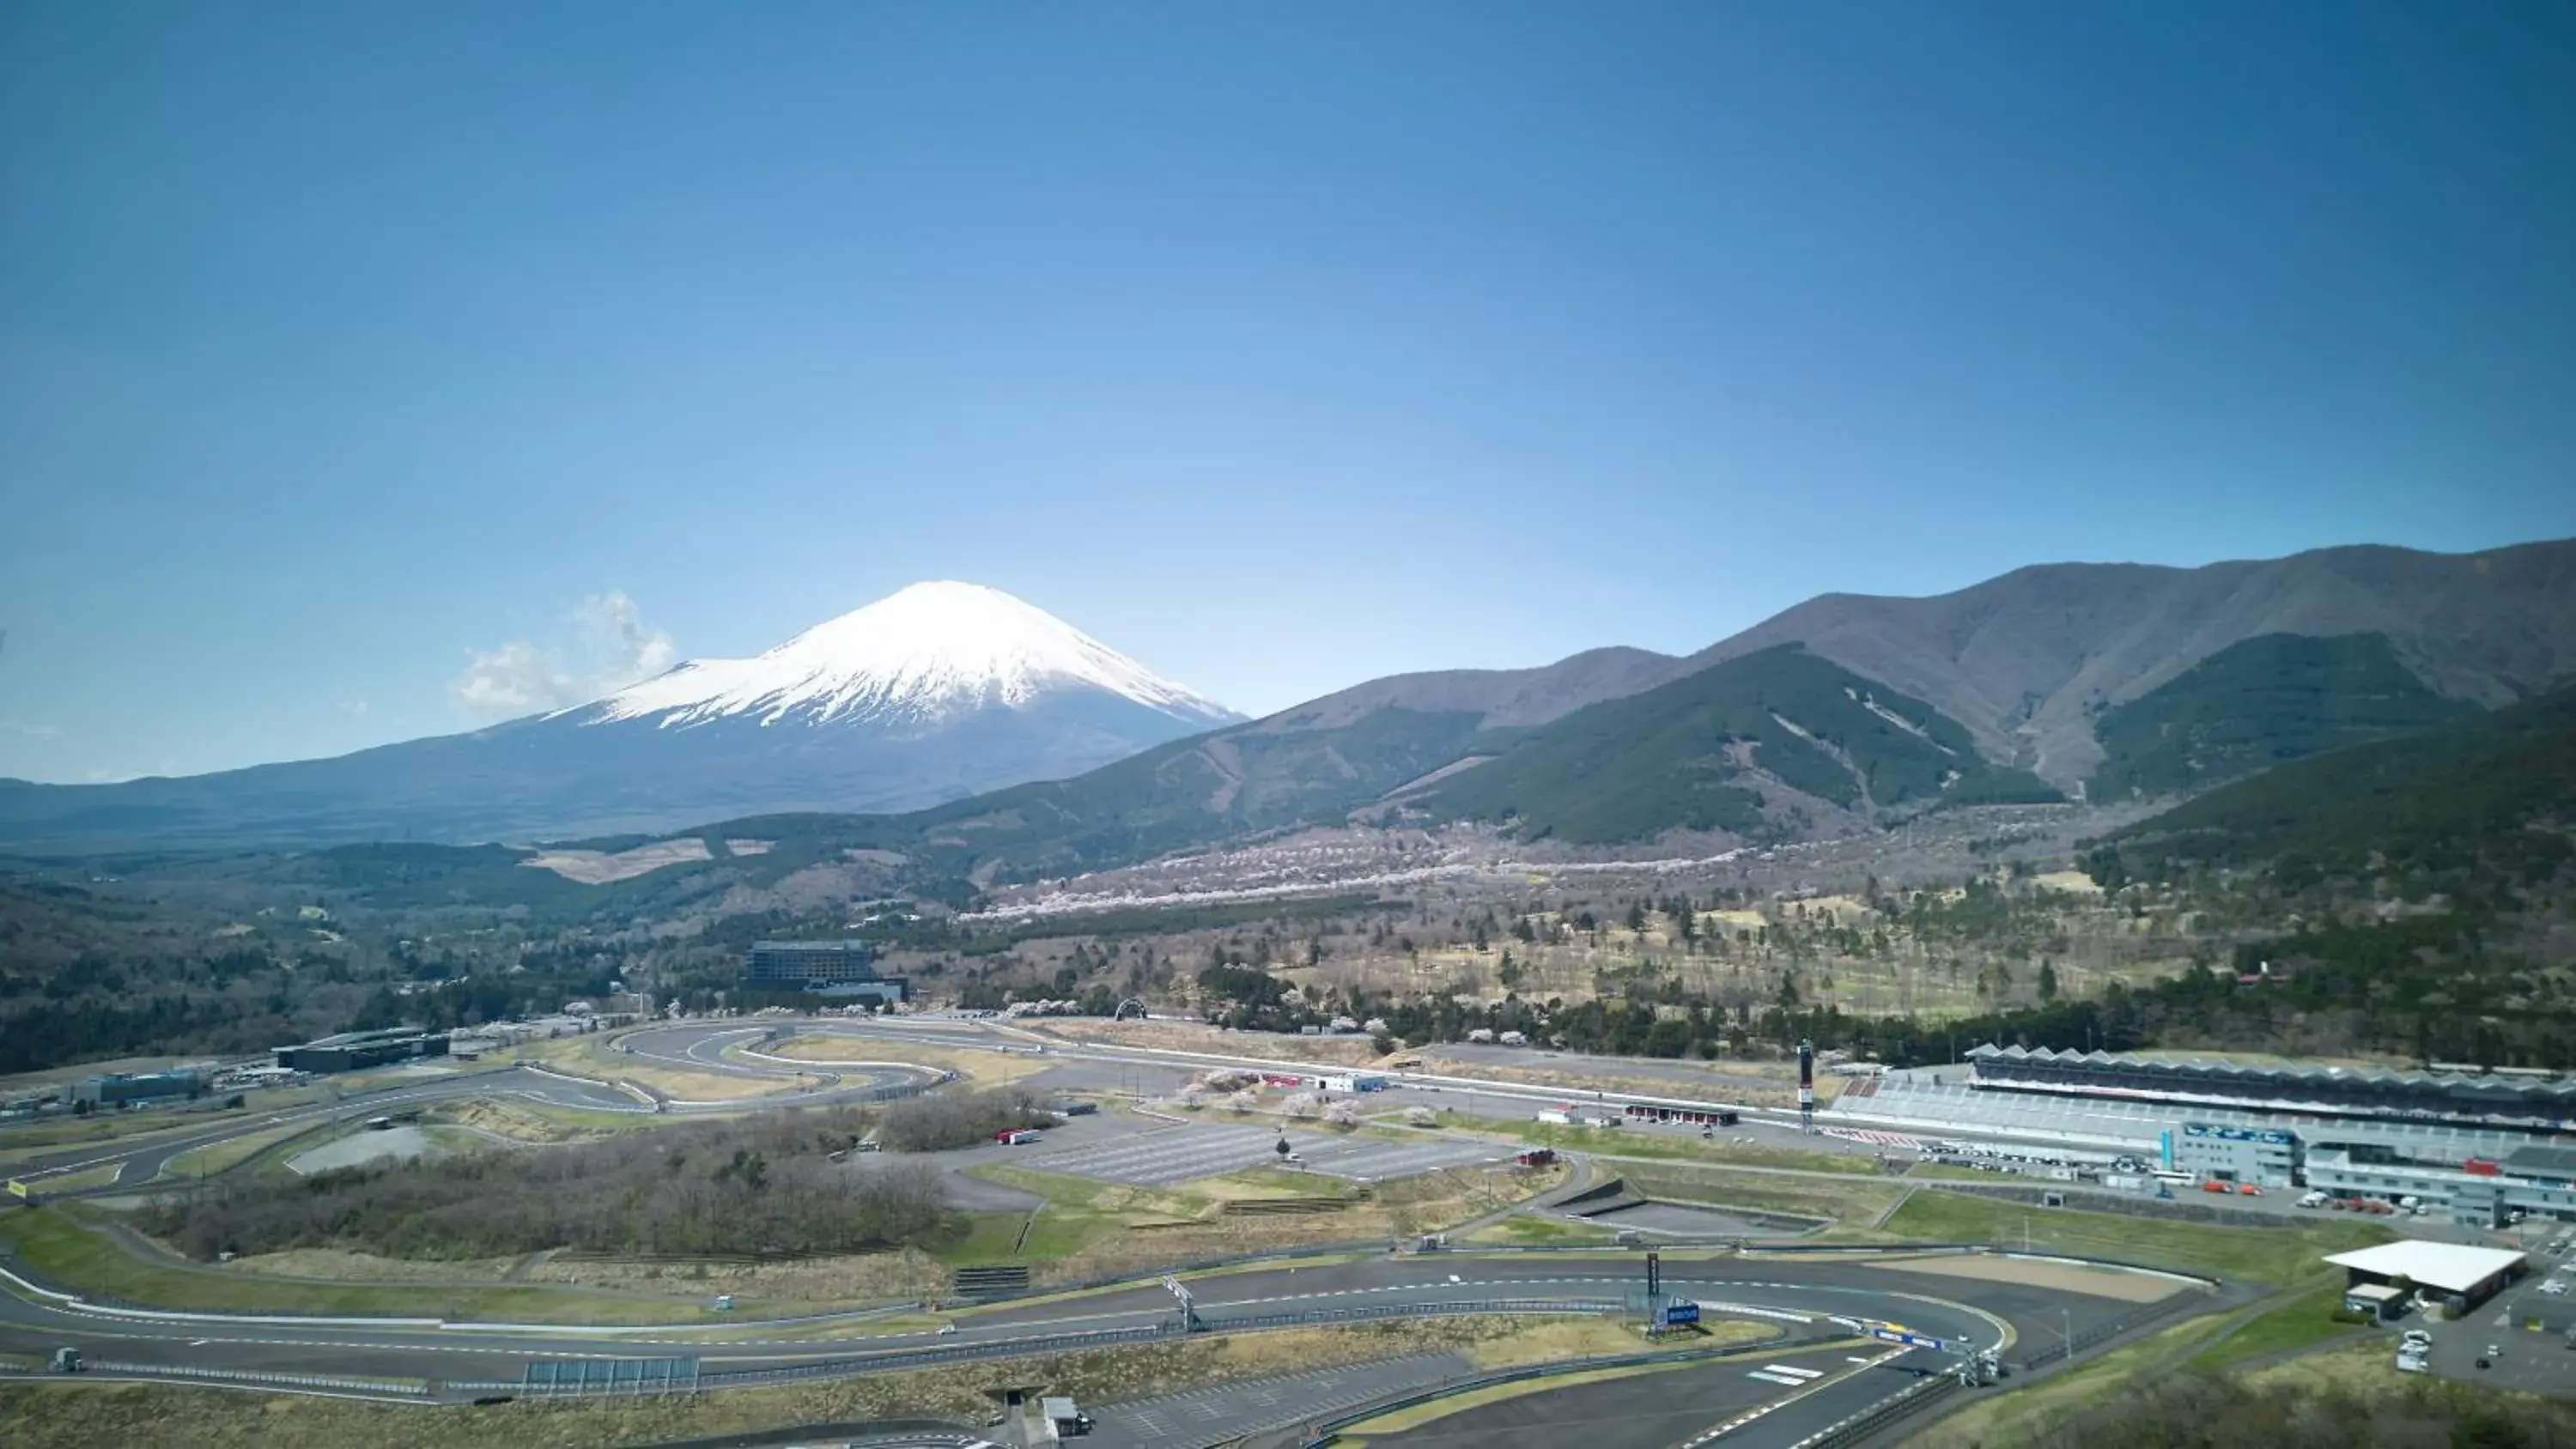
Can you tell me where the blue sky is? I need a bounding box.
[3,3,2573,783]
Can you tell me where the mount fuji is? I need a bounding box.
[0,584,1242,850]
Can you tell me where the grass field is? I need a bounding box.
[2179,1277,2372,1371]
[1873,1191,2391,1282]
[0,1205,757,1324]
[161,1122,319,1180]
[1463,1216,1625,1246]
[1444,1113,1866,1174]
[1621,1164,1903,1227]
[518,1037,810,1104]
[940,1158,1563,1283]
[1908,1313,2224,1449]
[755,1035,994,1082]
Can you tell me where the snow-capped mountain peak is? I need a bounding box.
[577,581,1238,731]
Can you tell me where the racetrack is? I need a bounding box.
[0,1017,2239,1446]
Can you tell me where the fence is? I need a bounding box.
[1789,1373,1959,1449]
[2014,1281,2215,1372]
[520,1356,701,1397]
[83,1360,431,1399]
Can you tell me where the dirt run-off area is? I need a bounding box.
[1875,1251,2190,1302]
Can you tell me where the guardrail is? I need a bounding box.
[79,1360,432,1399]
[1206,1297,1622,1331]
[1789,1372,1957,1449]
[2014,1281,2213,1372]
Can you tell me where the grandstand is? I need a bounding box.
[1836,1075,2541,1167]
[1967,1045,2576,1133]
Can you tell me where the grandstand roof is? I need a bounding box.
[1967,1046,2576,1105]
[2321,1241,2526,1295]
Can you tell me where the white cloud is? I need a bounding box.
[574,590,677,680]
[339,700,370,718]
[0,719,62,740]
[451,591,679,719]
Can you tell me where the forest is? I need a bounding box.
[140,1106,953,1261]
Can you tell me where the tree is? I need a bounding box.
[2038,961,2060,1002]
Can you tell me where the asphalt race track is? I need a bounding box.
[0,1017,2213,1446]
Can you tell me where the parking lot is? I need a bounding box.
[1018,1120,1503,1187]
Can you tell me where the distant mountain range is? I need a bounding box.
[0,583,1241,849]
[3,539,2570,858]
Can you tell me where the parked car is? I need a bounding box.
[2238,1183,2263,1196]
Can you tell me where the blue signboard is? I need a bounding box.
[1870,1328,1947,1351]
[2184,1123,2295,1146]
[1662,1301,1700,1326]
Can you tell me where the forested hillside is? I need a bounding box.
[2085,632,2476,800]
[1422,646,2060,843]
[2099,677,2576,894]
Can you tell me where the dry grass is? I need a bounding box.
[1462,1316,1765,1368]
[1874,1252,2185,1302]
[756,1035,993,1081]
[1621,1164,1903,1227]
[526,1248,949,1305]
[611,1064,815,1103]
[0,1317,1643,1449]
[163,1122,317,1179]
[993,1161,1566,1285]
[1042,1018,1389,1067]
[1905,1314,2223,1449]
[2232,1338,2400,1395]
[519,1036,814,1104]
[430,1098,596,1144]
[218,1247,519,1285]
[29,1163,124,1192]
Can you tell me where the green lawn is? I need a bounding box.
[2182,1277,2373,1371]
[1874,1191,2391,1283]
[1464,1216,1623,1246]
[0,1205,756,1325]
[937,1211,1043,1265]
[1620,1165,1900,1227]
[160,1122,318,1181]
[1445,1113,1862,1173]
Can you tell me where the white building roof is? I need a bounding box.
[2322,1240,2527,1294]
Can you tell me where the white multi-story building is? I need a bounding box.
[2171,1122,2301,1189]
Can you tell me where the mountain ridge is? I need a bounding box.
[4,538,2571,856]
[1690,538,2576,785]
[0,584,1237,849]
